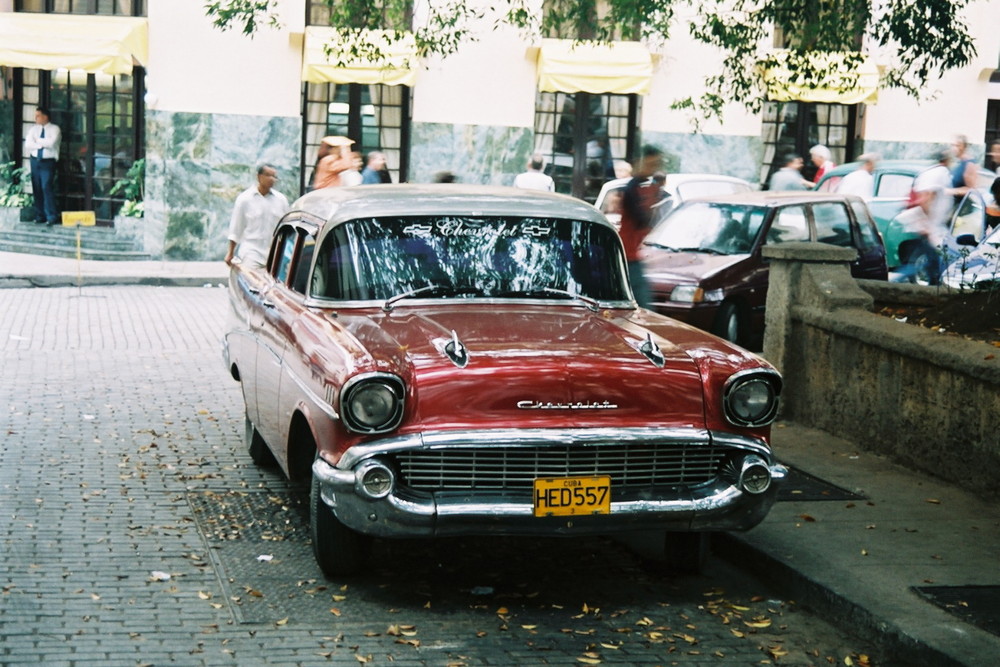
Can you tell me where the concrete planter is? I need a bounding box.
[762,243,1000,499]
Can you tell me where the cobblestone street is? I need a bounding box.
[0,286,880,666]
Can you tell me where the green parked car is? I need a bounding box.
[815,159,996,269]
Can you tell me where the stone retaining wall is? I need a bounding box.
[762,242,1000,498]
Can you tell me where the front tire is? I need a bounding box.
[310,471,371,577]
[711,301,742,345]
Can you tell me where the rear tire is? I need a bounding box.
[664,532,710,573]
[310,470,371,577]
[711,301,742,345]
[245,414,277,467]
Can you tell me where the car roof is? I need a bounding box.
[678,190,866,207]
[595,173,753,207]
[289,183,613,227]
[823,159,935,177]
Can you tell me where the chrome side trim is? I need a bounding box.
[282,363,339,421]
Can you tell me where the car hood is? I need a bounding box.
[641,249,753,285]
[330,305,711,431]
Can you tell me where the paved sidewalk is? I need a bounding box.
[0,250,228,288]
[733,423,1000,667]
[2,250,999,666]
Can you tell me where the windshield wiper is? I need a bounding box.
[383,284,483,312]
[501,287,601,312]
[674,246,728,256]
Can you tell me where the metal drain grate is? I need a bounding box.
[187,488,326,624]
[913,585,1000,637]
[777,466,866,502]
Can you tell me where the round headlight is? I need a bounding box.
[341,374,405,433]
[724,371,781,427]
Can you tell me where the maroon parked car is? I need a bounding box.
[641,191,888,348]
[224,184,785,576]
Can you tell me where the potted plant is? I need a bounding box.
[110,159,145,245]
[0,161,34,227]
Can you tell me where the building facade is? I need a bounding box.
[1,0,998,260]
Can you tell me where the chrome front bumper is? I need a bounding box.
[312,427,787,538]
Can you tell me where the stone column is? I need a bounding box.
[761,242,872,375]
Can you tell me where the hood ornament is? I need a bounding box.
[443,329,469,368]
[639,332,666,368]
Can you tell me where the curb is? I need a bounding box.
[0,275,227,289]
[714,533,968,667]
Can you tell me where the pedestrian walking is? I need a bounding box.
[224,164,289,269]
[768,154,811,191]
[513,154,555,191]
[361,151,391,184]
[809,144,835,183]
[24,106,61,226]
[313,136,356,189]
[896,148,953,284]
[835,153,880,199]
[619,145,663,308]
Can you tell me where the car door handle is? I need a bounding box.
[262,300,276,309]
[247,287,260,295]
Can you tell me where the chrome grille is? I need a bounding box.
[393,444,727,491]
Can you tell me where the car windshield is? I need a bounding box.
[644,202,766,255]
[310,216,631,303]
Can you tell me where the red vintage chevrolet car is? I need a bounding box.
[223,184,785,576]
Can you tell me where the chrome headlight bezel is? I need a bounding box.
[723,369,782,428]
[340,373,406,434]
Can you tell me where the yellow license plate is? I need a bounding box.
[533,475,611,517]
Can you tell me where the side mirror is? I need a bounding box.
[956,233,977,247]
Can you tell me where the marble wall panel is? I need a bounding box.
[144,111,300,260]
[641,131,764,186]
[409,123,533,185]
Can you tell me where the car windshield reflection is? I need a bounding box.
[311,216,630,303]
[645,202,766,255]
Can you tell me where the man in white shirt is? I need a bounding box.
[513,154,555,192]
[224,164,290,269]
[835,153,880,199]
[23,107,61,225]
[900,148,954,284]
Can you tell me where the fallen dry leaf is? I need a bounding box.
[926,498,942,504]
[275,618,288,626]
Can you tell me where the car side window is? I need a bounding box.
[273,227,297,283]
[291,234,316,294]
[850,201,881,251]
[875,173,913,198]
[813,203,853,247]
[766,206,809,244]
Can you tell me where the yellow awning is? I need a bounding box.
[762,50,879,105]
[0,13,147,75]
[534,38,653,95]
[302,27,417,86]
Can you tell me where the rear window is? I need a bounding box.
[767,206,809,244]
[813,202,853,246]
[875,173,914,198]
